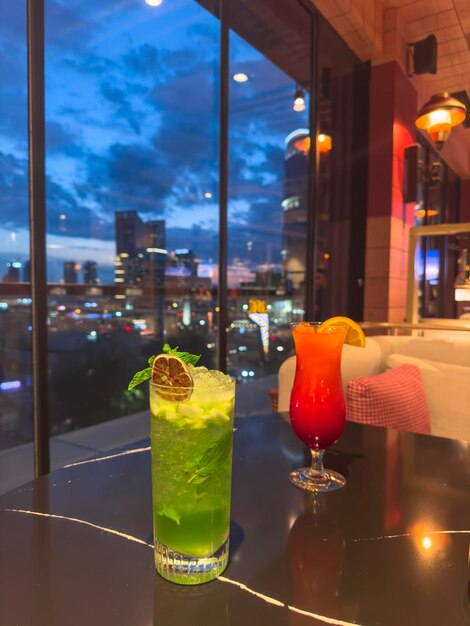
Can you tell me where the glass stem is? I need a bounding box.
[310,449,324,477]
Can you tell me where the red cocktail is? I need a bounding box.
[289,321,347,492]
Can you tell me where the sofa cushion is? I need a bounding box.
[386,353,470,442]
[346,364,431,435]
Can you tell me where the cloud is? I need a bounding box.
[46,121,84,157]
[0,152,29,227]
[44,1,101,51]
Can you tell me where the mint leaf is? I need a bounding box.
[148,355,156,367]
[185,431,232,485]
[163,344,201,366]
[159,506,180,525]
[128,367,151,391]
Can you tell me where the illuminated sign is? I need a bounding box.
[248,312,270,356]
[248,299,268,314]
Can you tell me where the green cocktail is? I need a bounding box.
[150,365,235,584]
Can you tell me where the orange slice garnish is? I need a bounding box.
[319,316,366,348]
[151,354,193,401]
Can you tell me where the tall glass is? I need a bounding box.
[289,322,347,492]
[150,371,235,584]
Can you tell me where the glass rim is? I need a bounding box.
[149,375,236,391]
[290,321,347,334]
[290,321,322,328]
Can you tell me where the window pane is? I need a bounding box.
[0,1,33,493]
[316,18,369,320]
[45,0,219,463]
[227,0,311,409]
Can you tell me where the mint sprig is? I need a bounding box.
[162,343,201,366]
[128,367,152,391]
[127,345,201,391]
[185,431,232,485]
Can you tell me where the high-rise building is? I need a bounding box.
[83,261,99,284]
[114,212,168,286]
[147,220,166,251]
[282,129,309,291]
[115,211,148,284]
[115,211,146,257]
[64,261,77,284]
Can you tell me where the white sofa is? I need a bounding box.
[278,335,470,442]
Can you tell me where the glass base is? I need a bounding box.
[289,467,346,493]
[154,536,229,585]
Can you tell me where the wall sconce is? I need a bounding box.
[415,92,467,150]
[292,133,332,155]
[414,203,439,220]
[317,133,332,154]
[293,86,306,112]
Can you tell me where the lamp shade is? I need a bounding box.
[415,92,467,150]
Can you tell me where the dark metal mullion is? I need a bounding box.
[305,11,319,320]
[217,0,229,372]
[27,0,50,476]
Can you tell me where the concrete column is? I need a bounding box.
[364,61,417,323]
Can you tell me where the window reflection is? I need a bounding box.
[227,4,311,389]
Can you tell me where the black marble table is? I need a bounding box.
[0,413,469,626]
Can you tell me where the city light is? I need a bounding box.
[115,311,122,317]
[0,380,21,391]
[233,73,248,83]
[146,247,167,254]
[0,303,8,310]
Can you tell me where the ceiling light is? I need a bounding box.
[204,192,213,199]
[415,92,467,150]
[293,86,305,112]
[145,0,163,6]
[233,73,248,83]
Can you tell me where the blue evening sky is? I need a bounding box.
[0,0,308,284]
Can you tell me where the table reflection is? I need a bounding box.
[288,494,345,624]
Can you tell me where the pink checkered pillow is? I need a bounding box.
[346,364,431,434]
